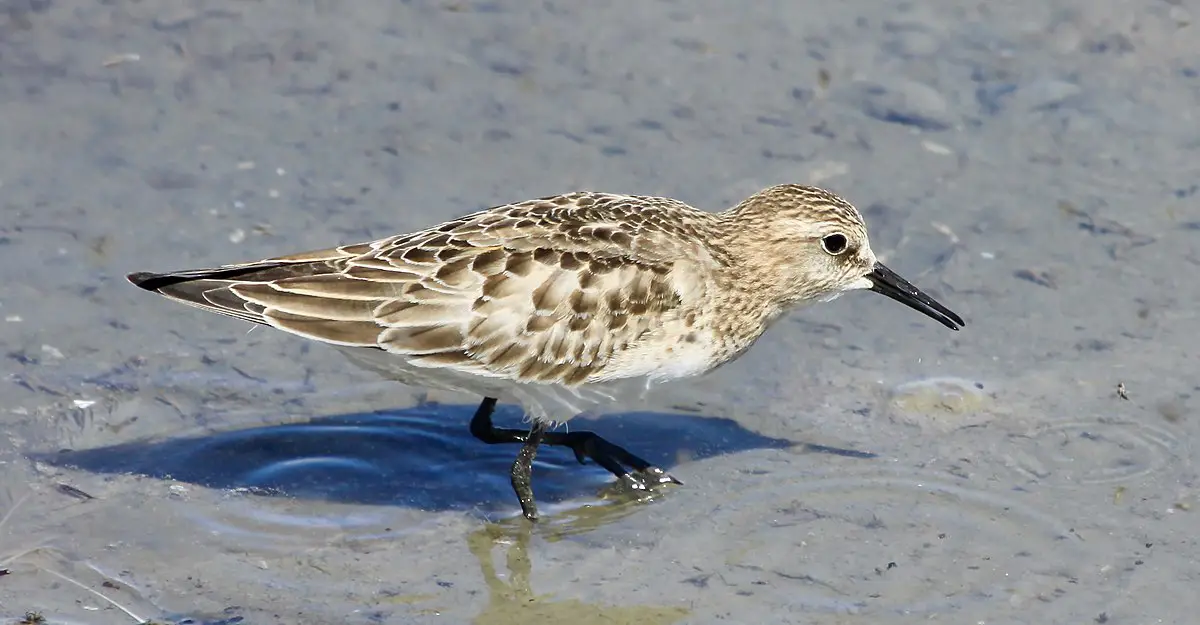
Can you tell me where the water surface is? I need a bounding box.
[2,1,1197,623]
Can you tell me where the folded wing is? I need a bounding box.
[129,194,699,386]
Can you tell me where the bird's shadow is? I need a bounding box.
[31,401,874,516]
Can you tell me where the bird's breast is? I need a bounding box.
[589,324,726,384]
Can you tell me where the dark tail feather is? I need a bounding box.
[127,263,294,293]
[125,264,302,325]
[126,263,386,346]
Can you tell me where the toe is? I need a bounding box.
[619,473,650,491]
[637,466,682,486]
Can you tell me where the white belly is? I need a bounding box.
[336,346,670,425]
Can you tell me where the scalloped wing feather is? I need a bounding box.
[130,192,714,387]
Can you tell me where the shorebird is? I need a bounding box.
[128,184,964,520]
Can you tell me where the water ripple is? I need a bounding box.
[1004,418,1181,486]
[660,466,1114,618]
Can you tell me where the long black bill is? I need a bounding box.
[867,262,965,330]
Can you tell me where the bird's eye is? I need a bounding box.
[821,233,849,255]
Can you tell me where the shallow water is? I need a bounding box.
[2,1,1198,623]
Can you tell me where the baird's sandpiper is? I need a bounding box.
[129,183,965,520]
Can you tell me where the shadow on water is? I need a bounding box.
[29,400,873,516]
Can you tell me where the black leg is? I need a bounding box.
[469,397,519,443]
[540,430,681,491]
[470,396,543,520]
[510,421,546,521]
[467,397,681,519]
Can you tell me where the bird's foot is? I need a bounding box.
[618,467,682,493]
[628,465,682,489]
[543,429,682,490]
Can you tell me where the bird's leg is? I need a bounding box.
[510,421,546,521]
[540,430,682,491]
[467,397,680,518]
[469,397,525,444]
[468,397,544,520]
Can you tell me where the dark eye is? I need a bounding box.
[821,233,848,255]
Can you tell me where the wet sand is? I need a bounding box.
[1,1,1197,623]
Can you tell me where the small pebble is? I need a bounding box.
[1170,6,1191,26]
[922,140,952,155]
[844,78,953,131]
[809,161,849,184]
[102,53,141,67]
[1012,78,1081,111]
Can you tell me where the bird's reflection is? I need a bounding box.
[466,521,690,625]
